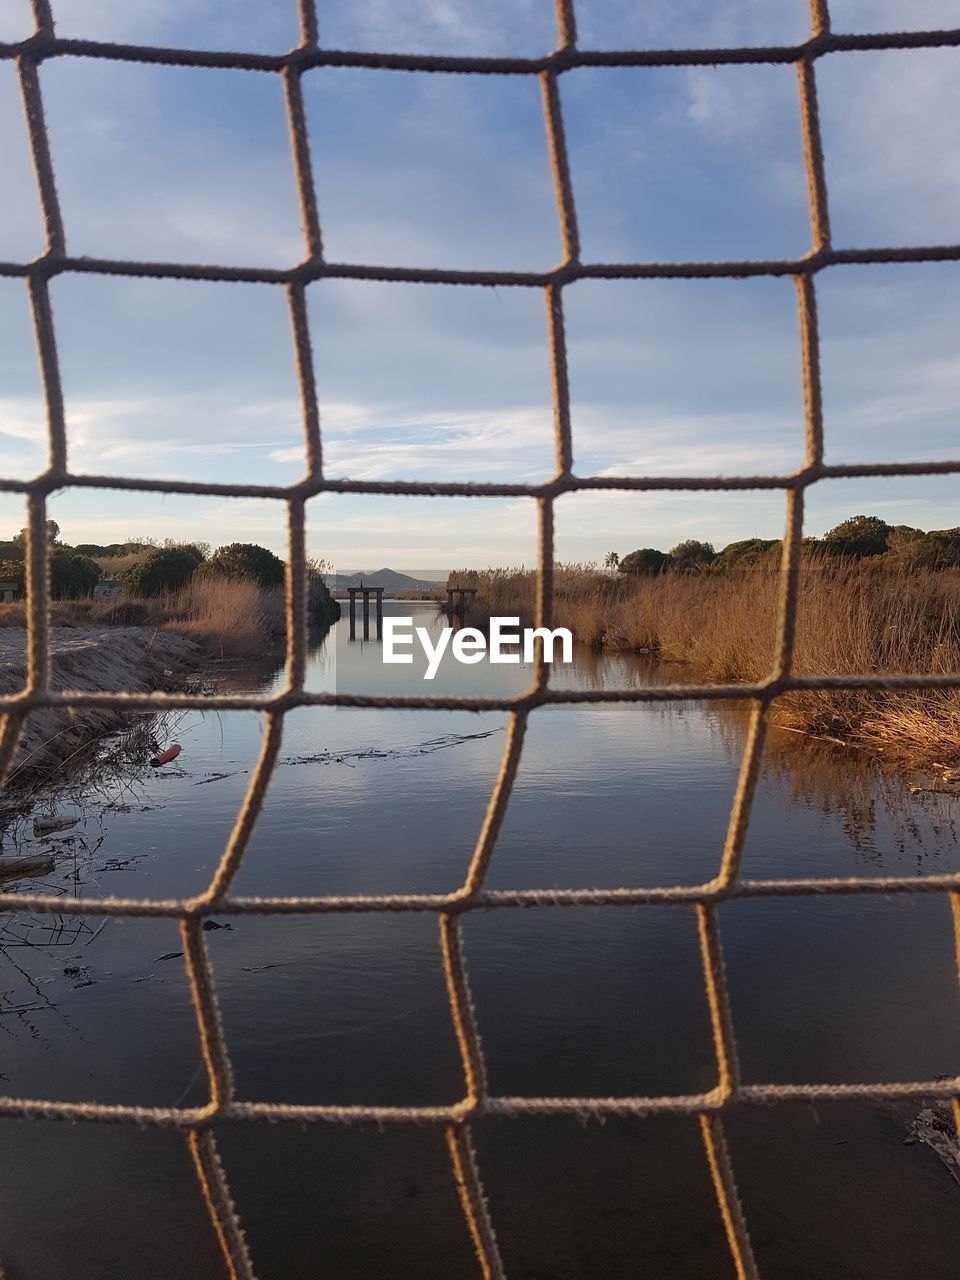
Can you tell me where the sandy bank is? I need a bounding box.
[0,627,197,781]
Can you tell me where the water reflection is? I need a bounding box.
[0,604,958,1277]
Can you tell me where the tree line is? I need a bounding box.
[0,521,289,599]
[610,515,960,576]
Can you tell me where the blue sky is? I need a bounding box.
[0,0,958,568]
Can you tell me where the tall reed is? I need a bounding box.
[161,577,283,656]
[451,561,960,763]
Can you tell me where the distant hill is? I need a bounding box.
[325,567,446,592]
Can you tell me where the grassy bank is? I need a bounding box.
[0,577,340,658]
[450,563,960,765]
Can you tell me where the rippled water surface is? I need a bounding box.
[1,602,959,1278]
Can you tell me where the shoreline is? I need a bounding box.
[446,571,960,771]
[0,627,199,787]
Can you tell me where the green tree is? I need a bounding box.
[619,548,668,576]
[821,514,891,558]
[713,538,778,571]
[10,519,60,555]
[604,551,620,570]
[49,549,100,599]
[201,543,285,588]
[669,539,715,572]
[122,544,205,597]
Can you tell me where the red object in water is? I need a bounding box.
[150,743,182,767]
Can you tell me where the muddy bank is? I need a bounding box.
[0,627,197,783]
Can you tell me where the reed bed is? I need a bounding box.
[159,577,284,656]
[451,562,960,763]
[0,577,285,657]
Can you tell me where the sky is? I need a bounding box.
[0,0,958,569]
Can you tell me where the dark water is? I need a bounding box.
[1,601,959,1278]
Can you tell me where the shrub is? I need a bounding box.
[821,514,890,558]
[927,527,960,569]
[201,542,285,588]
[619,548,668,576]
[882,526,937,570]
[50,549,100,599]
[2,552,113,600]
[0,559,24,592]
[713,538,778,571]
[306,558,340,623]
[121,544,205,597]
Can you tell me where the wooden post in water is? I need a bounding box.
[348,584,384,640]
[446,585,477,623]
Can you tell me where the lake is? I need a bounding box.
[0,600,958,1278]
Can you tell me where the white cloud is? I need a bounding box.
[0,65,44,261]
[41,57,304,268]
[0,0,32,42]
[60,393,304,478]
[818,46,960,246]
[48,0,298,50]
[575,0,809,50]
[0,4,955,563]
[0,397,46,445]
[829,1,960,33]
[316,0,554,56]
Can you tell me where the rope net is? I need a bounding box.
[1,2,959,1276]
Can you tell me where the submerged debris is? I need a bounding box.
[32,815,79,838]
[63,963,95,990]
[282,728,504,770]
[0,854,54,883]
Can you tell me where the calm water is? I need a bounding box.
[1,601,959,1278]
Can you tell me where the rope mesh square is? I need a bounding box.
[1,2,959,1276]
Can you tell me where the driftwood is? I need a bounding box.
[773,724,857,749]
[0,853,55,882]
[32,815,79,837]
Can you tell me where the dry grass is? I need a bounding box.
[0,577,285,657]
[452,562,960,764]
[93,550,149,579]
[0,598,153,628]
[159,577,284,656]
